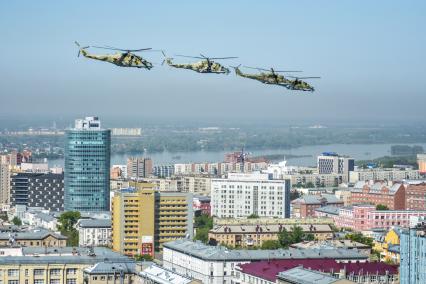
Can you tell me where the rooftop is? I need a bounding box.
[163,240,367,262]
[239,260,397,282]
[77,219,111,228]
[290,240,371,250]
[0,228,66,241]
[84,261,137,274]
[315,206,340,216]
[139,264,194,284]
[210,224,333,234]
[277,267,352,284]
[0,247,131,265]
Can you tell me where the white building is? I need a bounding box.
[211,172,290,218]
[22,209,58,231]
[349,168,421,183]
[163,239,367,284]
[317,152,354,176]
[76,219,112,247]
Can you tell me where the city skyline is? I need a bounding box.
[1,1,425,124]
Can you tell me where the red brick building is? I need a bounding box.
[405,182,426,210]
[291,194,344,218]
[350,181,405,210]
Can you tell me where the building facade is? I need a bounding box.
[127,157,152,179]
[400,222,426,284]
[417,154,426,175]
[112,183,193,256]
[291,194,344,218]
[77,219,112,247]
[65,117,111,212]
[11,172,64,211]
[405,182,426,210]
[209,224,333,248]
[211,172,290,218]
[153,165,175,178]
[350,181,405,210]
[0,160,10,205]
[317,152,354,176]
[349,168,421,183]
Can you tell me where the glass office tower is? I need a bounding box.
[64,117,111,212]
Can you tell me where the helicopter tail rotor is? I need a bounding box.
[75,41,89,57]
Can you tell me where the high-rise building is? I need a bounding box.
[211,172,290,218]
[317,152,354,177]
[127,157,153,179]
[153,165,175,178]
[10,172,64,211]
[112,182,193,256]
[0,157,10,205]
[400,219,426,284]
[64,116,111,212]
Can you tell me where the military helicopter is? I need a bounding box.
[163,52,237,74]
[75,42,154,69]
[231,65,302,86]
[286,76,320,92]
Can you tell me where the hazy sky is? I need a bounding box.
[1,1,425,126]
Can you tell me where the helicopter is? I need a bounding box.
[75,42,154,69]
[163,53,237,74]
[286,76,320,92]
[231,65,302,86]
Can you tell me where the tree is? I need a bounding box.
[135,254,153,261]
[306,182,315,188]
[304,233,315,241]
[57,211,81,246]
[345,232,373,247]
[261,240,281,249]
[290,190,301,201]
[278,225,311,248]
[194,214,213,244]
[194,227,210,243]
[12,216,22,226]
[247,213,259,219]
[376,204,389,210]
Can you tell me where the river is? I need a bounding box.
[47,143,426,168]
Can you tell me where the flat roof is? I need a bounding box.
[163,240,367,262]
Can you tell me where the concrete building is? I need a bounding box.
[10,172,64,211]
[417,153,426,174]
[153,164,175,178]
[0,247,132,284]
[112,183,193,256]
[111,127,142,136]
[0,159,10,205]
[162,239,367,284]
[141,177,181,192]
[291,194,344,218]
[76,219,112,247]
[0,228,67,247]
[22,209,58,231]
[400,220,426,284]
[209,223,333,248]
[290,240,371,257]
[289,173,347,187]
[349,168,421,183]
[193,195,211,216]
[180,175,211,194]
[127,157,153,179]
[317,152,354,177]
[65,116,111,212]
[350,181,405,210]
[211,172,290,218]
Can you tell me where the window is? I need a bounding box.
[66,280,76,284]
[7,269,18,277]
[8,281,19,284]
[34,280,45,284]
[50,280,60,284]
[66,269,77,275]
[50,269,61,276]
[34,269,44,276]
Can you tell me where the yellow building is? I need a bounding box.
[112,182,193,256]
[373,227,401,263]
[0,247,132,284]
[0,228,67,247]
[209,223,334,248]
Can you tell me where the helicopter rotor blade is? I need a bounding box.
[208,57,238,60]
[175,54,205,59]
[288,76,321,79]
[92,45,152,52]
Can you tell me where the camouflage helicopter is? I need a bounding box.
[286,76,321,92]
[231,65,302,86]
[75,42,154,69]
[163,52,237,74]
